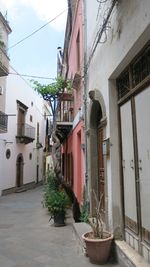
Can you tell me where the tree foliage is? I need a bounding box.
[31,76,71,97]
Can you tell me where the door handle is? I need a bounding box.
[138,159,142,171]
[130,159,134,169]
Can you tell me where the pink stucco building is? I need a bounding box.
[61,0,84,204]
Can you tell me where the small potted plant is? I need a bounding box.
[46,189,69,226]
[82,191,113,264]
[43,171,69,226]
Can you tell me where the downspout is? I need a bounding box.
[65,0,72,80]
[83,0,89,204]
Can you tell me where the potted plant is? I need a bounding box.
[82,191,113,264]
[43,171,69,226]
[46,189,69,226]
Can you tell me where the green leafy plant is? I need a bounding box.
[31,76,72,97]
[43,171,59,207]
[46,171,60,191]
[42,171,69,217]
[80,207,89,223]
[46,190,69,215]
[80,186,89,223]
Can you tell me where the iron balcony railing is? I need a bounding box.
[0,111,8,133]
[0,47,9,76]
[56,109,74,123]
[56,93,74,123]
[17,123,35,139]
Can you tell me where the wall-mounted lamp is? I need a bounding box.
[5,141,13,145]
[0,139,13,145]
[34,142,43,150]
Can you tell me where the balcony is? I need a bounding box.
[16,123,35,144]
[0,111,8,133]
[0,47,9,76]
[56,92,73,142]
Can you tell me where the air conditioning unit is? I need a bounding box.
[0,86,4,95]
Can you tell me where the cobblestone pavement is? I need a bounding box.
[0,186,120,267]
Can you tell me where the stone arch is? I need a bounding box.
[16,153,24,187]
[89,89,106,119]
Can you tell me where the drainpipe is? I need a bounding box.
[83,0,89,206]
[65,0,72,80]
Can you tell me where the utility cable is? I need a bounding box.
[9,72,56,80]
[8,8,68,50]
[86,0,117,72]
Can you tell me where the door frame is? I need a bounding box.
[119,97,142,248]
[119,86,150,256]
[89,90,107,219]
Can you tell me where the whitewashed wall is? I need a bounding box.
[0,13,11,111]
[0,66,47,194]
[85,0,150,231]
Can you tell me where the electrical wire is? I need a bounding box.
[96,0,107,3]
[8,8,68,50]
[9,72,56,80]
[86,0,117,71]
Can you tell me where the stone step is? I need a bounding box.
[115,240,150,267]
[72,222,149,267]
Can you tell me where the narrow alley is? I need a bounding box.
[0,187,120,267]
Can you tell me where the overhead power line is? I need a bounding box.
[9,72,56,80]
[8,8,68,50]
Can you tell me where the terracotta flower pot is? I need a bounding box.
[82,231,113,264]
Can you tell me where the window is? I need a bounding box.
[6,149,11,159]
[117,42,150,100]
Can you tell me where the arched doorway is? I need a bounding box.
[16,154,24,187]
[89,90,106,217]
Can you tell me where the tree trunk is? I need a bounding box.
[52,130,81,222]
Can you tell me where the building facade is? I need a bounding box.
[0,66,49,195]
[60,0,85,204]
[0,12,11,133]
[84,0,150,263]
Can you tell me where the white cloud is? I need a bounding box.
[0,0,67,32]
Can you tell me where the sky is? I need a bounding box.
[0,0,68,84]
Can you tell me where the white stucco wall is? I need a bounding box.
[0,66,47,194]
[0,14,10,112]
[85,0,150,232]
[0,76,7,111]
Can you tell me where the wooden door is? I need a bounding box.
[97,127,105,213]
[120,101,138,233]
[135,86,150,246]
[16,154,23,187]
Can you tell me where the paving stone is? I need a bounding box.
[0,187,120,267]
